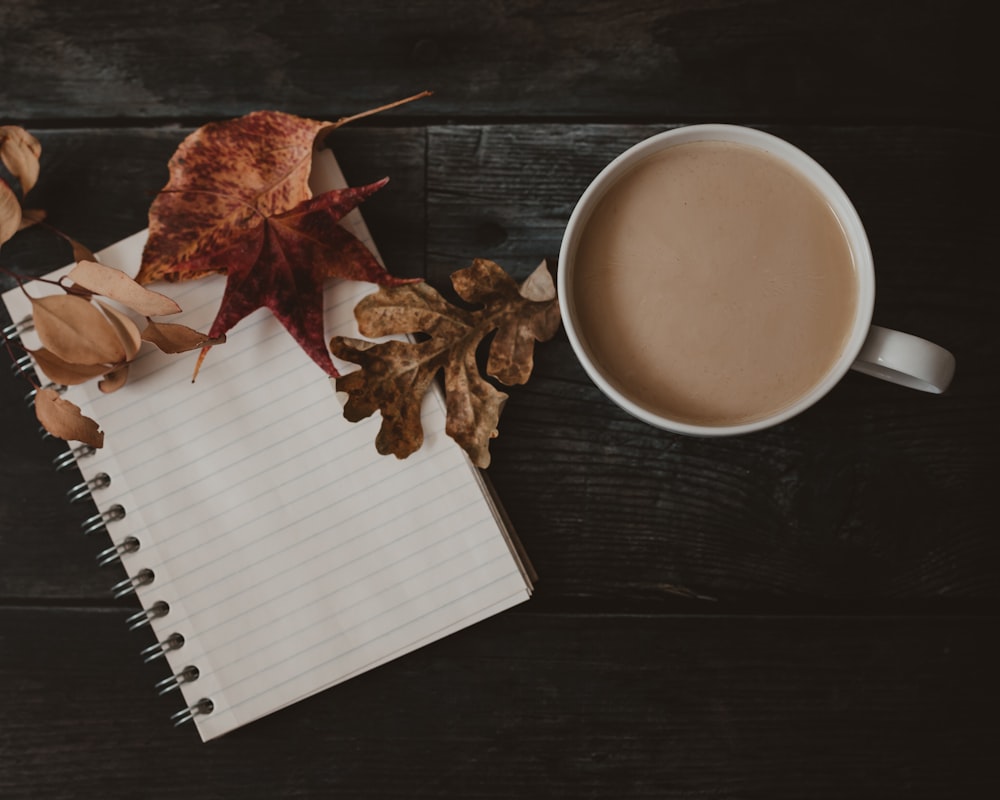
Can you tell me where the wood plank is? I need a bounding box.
[0,608,996,798]
[0,1,989,124]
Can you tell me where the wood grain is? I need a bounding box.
[1,3,996,793]
[0,1,989,124]
[2,124,997,604]
[1,608,996,799]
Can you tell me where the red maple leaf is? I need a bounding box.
[135,100,425,377]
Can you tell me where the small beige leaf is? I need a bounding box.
[1,178,21,246]
[96,301,143,361]
[34,388,104,448]
[31,294,126,365]
[519,260,556,302]
[28,347,108,385]
[141,318,226,354]
[69,261,181,317]
[99,365,129,393]
[0,126,42,195]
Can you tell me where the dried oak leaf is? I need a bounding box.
[134,100,427,378]
[34,388,104,449]
[329,259,561,468]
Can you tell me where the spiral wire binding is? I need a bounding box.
[14,318,215,729]
[2,317,34,339]
[125,600,169,630]
[171,698,214,727]
[140,633,185,663]
[11,352,32,376]
[155,665,200,695]
[54,444,95,472]
[67,472,111,503]
[82,503,126,535]
[96,535,140,567]
[110,567,154,599]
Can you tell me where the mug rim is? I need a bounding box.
[557,123,876,436]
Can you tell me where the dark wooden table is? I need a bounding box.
[2,2,997,797]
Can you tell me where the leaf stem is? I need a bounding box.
[157,188,268,223]
[0,264,72,296]
[37,220,97,262]
[325,90,433,133]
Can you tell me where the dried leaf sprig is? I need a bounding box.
[330,259,561,468]
[10,261,225,448]
[1,125,222,448]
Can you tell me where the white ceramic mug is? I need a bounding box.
[558,124,956,436]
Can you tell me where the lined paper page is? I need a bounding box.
[1,150,531,740]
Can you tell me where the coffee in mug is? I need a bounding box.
[558,125,955,435]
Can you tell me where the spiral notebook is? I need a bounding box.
[1,149,534,741]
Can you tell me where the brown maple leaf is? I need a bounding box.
[329,259,561,468]
[135,95,429,378]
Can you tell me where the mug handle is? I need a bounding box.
[850,325,956,393]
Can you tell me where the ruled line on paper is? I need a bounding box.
[175,493,493,642]
[192,584,529,739]
[94,376,326,501]
[192,511,506,679]
[217,580,532,734]
[216,553,522,708]
[86,335,301,449]
[120,427,448,583]
[109,394,450,572]
[91,372,443,524]
[140,454,472,603]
